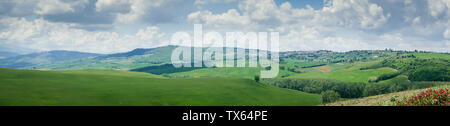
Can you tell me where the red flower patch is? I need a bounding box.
[396,88,449,106]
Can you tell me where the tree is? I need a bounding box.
[321,90,340,103]
[409,66,449,81]
[254,75,260,82]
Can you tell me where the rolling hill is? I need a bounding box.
[30,45,179,70]
[0,50,101,69]
[0,51,19,59]
[29,46,261,70]
[286,61,398,83]
[0,68,321,106]
[0,46,448,106]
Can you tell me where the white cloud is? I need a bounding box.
[95,0,131,13]
[194,0,236,5]
[34,0,74,15]
[115,0,185,24]
[444,28,450,39]
[280,25,371,52]
[0,17,166,53]
[380,33,403,41]
[188,0,391,51]
[1,0,449,53]
[136,26,165,41]
[428,0,449,18]
[187,9,251,27]
[34,0,89,15]
[426,0,450,40]
[319,0,390,29]
[190,0,390,29]
[238,0,278,21]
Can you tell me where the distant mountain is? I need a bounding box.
[96,45,178,62]
[0,45,39,55]
[31,46,179,70]
[0,50,101,69]
[0,51,19,59]
[28,45,275,70]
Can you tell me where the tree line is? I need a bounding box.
[262,78,446,103]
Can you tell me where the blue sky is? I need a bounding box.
[0,0,449,54]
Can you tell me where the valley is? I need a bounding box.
[0,46,448,106]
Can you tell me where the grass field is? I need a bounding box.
[166,67,263,79]
[287,61,397,83]
[406,52,450,59]
[0,68,321,106]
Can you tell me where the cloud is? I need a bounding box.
[116,0,189,24]
[187,9,251,27]
[189,0,390,30]
[314,0,390,29]
[194,0,237,5]
[1,0,188,28]
[188,0,393,51]
[428,0,449,18]
[0,0,38,18]
[444,28,450,39]
[187,0,450,52]
[280,26,370,52]
[34,0,78,15]
[136,26,166,40]
[0,0,448,53]
[95,0,131,13]
[427,0,450,40]
[0,0,116,26]
[0,17,167,53]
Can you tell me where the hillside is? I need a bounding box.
[0,50,101,69]
[0,68,321,106]
[30,46,260,70]
[325,84,450,106]
[25,47,448,83]
[31,46,179,70]
[286,63,397,83]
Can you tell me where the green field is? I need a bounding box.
[287,67,396,83]
[287,61,397,83]
[405,52,450,59]
[0,46,448,106]
[0,68,321,106]
[167,67,263,79]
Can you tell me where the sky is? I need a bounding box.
[0,0,449,54]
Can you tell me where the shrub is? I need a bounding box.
[409,67,449,81]
[262,78,365,98]
[374,72,402,82]
[395,88,449,106]
[254,75,260,82]
[321,90,340,103]
[262,78,442,98]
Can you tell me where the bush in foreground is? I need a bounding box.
[321,90,340,103]
[395,88,449,106]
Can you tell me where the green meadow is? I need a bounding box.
[0,68,321,106]
[0,46,448,106]
[287,67,396,83]
[284,60,397,83]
